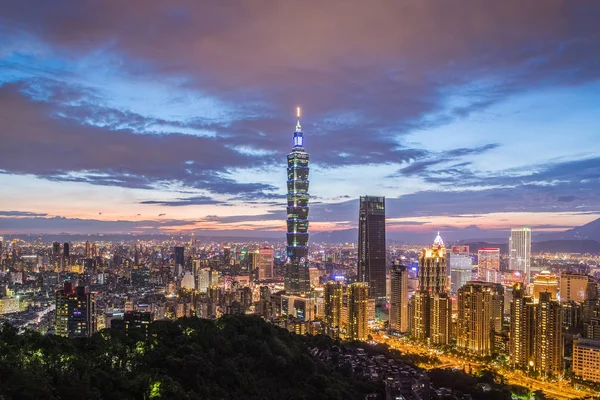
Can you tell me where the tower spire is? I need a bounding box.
[295,106,302,132]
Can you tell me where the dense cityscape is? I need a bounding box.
[1,111,600,399]
[2,1,600,399]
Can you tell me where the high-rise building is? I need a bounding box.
[324,281,344,335]
[63,242,70,258]
[430,293,452,346]
[509,283,535,370]
[412,234,452,344]
[448,253,472,294]
[534,292,563,378]
[174,246,185,267]
[357,196,386,304]
[478,248,500,282]
[411,290,431,341]
[560,273,588,303]
[389,265,409,332]
[285,108,310,295]
[532,271,558,303]
[52,242,61,258]
[347,282,369,341]
[55,282,96,338]
[509,228,531,283]
[255,247,274,280]
[573,339,600,384]
[418,233,446,294]
[456,282,504,357]
[85,241,91,258]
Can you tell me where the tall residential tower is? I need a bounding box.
[285,108,310,295]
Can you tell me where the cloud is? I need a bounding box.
[0,210,48,217]
[140,195,225,206]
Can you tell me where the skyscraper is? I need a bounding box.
[358,196,386,304]
[63,242,70,258]
[418,233,447,293]
[509,228,532,283]
[347,282,369,341]
[478,248,500,282]
[534,292,563,378]
[255,247,274,280]
[324,281,344,335]
[509,283,535,370]
[449,252,472,294]
[456,282,504,357]
[52,242,60,258]
[55,282,97,338]
[412,233,452,344]
[389,265,409,332]
[285,108,310,295]
[174,246,185,267]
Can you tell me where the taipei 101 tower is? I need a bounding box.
[285,107,310,294]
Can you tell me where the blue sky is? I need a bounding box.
[0,0,599,239]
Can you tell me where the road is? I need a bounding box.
[371,331,598,400]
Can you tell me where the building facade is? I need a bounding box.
[389,265,409,332]
[456,282,504,357]
[55,282,96,338]
[357,196,386,304]
[347,282,369,341]
[285,109,310,295]
[509,228,531,283]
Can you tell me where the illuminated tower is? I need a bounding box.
[534,292,563,378]
[509,283,535,370]
[509,227,531,283]
[324,281,344,337]
[285,108,310,295]
[347,282,369,341]
[418,233,447,293]
[457,282,504,357]
[389,265,409,332]
[358,196,386,304]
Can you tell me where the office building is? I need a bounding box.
[560,273,588,303]
[532,271,558,303]
[197,268,219,293]
[324,281,344,334]
[285,108,311,295]
[63,242,70,258]
[456,282,504,357]
[418,233,447,294]
[449,253,472,294]
[255,247,274,280]
[534,292,563,378]
[357,196,386,304]
[347,282,369,341]
[509,228,531,283]
[389,265,409,332]
[55,282,96,338]
[174,246,185,267]
[85,241,91,258]
[573,339,600,383]
[52,242,61,258]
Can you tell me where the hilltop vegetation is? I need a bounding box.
[0,315,379,400]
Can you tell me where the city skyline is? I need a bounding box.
[1,1,600,237]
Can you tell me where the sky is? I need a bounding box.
[1,0,600,240]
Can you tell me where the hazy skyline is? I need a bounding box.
[1,1,599,237]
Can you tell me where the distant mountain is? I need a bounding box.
[463,240,600,254]
[544,217,600,242]
[311,228,357,244]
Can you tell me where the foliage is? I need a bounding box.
[0,316,380,399]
